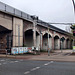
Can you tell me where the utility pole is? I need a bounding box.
[31,16,38,48]
[72,0,75,12]
[72,0,75,21]
[48,27,50,56]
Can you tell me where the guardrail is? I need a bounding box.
[0,2,32,21]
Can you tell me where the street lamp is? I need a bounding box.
[48,27,50,56]
[31,15,38,47]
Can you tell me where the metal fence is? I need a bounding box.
[0,2,69,35]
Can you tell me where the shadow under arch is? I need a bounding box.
[54,35,60,50]
[42,33,52,51]
[24,29,40,47]
[60,37,65,49]
[0,25,12,53]
[66,38,70,49]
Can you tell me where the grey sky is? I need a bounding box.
[0,0,74,30]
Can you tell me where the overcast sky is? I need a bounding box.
[0,0,74,31]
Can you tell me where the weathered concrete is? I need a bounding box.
[0,2,75,53]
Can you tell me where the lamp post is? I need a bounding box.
[48,27,50,56]
[31,15,38,48]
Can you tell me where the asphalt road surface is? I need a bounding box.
[0,58,75,75]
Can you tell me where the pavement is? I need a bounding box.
[0,50,75,62]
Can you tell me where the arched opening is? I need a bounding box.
[54,35,59,50]
[0,25,12,53]
[43,33,51,51]
[24,29,40,47]
[60,37,65,49]
[24,29,33,47]
[71,39,73,49]
[66,38,70,49]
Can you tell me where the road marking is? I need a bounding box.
[10,61,14,63]
[24,67,40,74]
[31,67,40,71]
[14,61,19,63]
[20,60,23,61]
[0,60,5,61]
[3,63,7,64]
[44,63,48,65]
[44,61,54,66]
[50,61,54,63]
[0,63,1,65]
[24,71,30,74]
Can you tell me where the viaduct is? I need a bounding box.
[0,2,75,53]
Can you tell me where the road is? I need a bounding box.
[0,58,75,75]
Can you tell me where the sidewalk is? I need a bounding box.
[30,50,75,62]
[0,50,75,62]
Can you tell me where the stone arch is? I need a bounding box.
[42,32,52,50]
[70,39,73,49]
[24,29,33,47]
[0,25,12,51]
[54,35,60,50]
[42,30,52,37]
[66,38,70,49]
[60,35,66,39]
[24,28,40,47]
[60,37,65,49]
[54,33,60,38]
[24,27,40,35]
[24,27,33,32]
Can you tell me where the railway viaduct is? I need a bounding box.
[0,2,75,53]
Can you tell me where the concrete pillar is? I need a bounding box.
[36,34,40,47]
[69,39,70,49]
[40,33,43,50]
[13,17,23,47]
[64,40,66,49]
[52,37,54,50]
[33,20,36,47]
[58,39,60,49]
[67,40,70,49]
[73,39,74,46]
[49,38,52,50]
[74,40,75,46]
[48,32,49,50]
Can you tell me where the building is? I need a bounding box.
[0,2,75,53]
